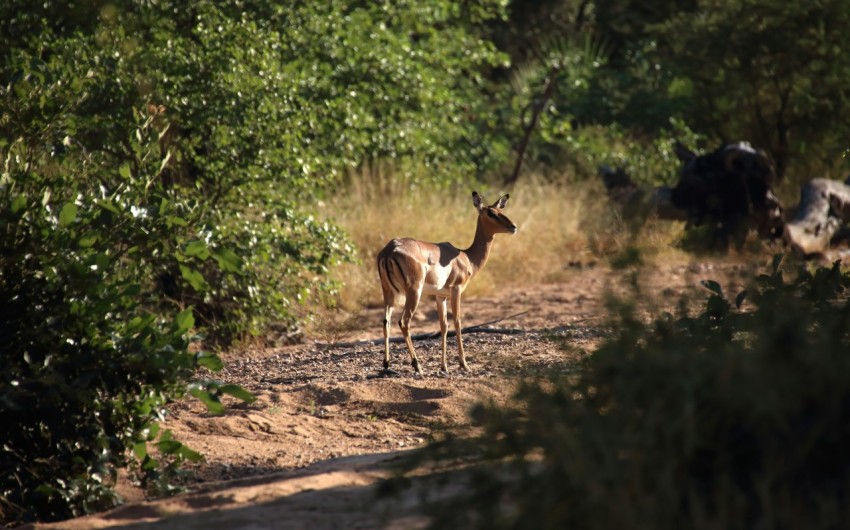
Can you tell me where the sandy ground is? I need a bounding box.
[28,258,756,530]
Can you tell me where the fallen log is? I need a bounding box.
[783,177,850,256]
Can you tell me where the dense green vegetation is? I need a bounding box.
[1,0,848,524]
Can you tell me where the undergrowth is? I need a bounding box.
[409,255,850,530]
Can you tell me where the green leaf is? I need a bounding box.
[179,265,208,291]
[119,163,132,179]
[59,202,77,227]
[95,252,110,270]
[127,314,156,333]
[156,440,182,454]
[10,195,26,214]
[96,199,120,214]
[178,445,204,462]
[78,232,99,248]
[132,442,148,460]
[176,308,195,333]
[220,384,256,404]
[159,150,173,175]
[214,248,243,273]
[184,240,210,260]
[141,455,158,471]
[146,423,161,441]
[166,215,188,227]
[700,279,723,296]
[189,388,225,415]
[196,354,224,372]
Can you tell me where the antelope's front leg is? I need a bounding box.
[436,296,449,374]
[451,287,469,371]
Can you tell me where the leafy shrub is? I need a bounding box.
[421,256,850,529]
[0,0,510,341]
[0,57,257,524]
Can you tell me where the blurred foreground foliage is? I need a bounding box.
[420,256,850,529]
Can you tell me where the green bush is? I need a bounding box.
[0,57,259,523]
[0,7,358,344]
[0,0,509,341]
[422,256,850,529]
[557,117,704,186]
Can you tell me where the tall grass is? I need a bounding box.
[321,169,687,313]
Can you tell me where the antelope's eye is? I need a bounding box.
[486,209,499,219]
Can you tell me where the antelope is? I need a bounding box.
[376,191,517,375]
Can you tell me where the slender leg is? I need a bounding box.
[436,296,449,373]
[382,304,393,370]
[451,287,468,371]
[399,287,423,374]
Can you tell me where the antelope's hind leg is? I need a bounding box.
[399,287,424,374]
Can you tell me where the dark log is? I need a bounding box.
[783,177,850,256]
[670,142,784,243]
[600,141,785,247]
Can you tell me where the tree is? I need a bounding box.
[591,0,850,182]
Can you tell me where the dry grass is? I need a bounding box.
[320,170,689,313]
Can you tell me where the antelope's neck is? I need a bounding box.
[465,220,496,275]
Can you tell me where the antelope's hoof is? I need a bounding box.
[437,369,450,378]
[459,363,470,372]
[411,359,423,374]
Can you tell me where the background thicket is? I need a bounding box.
[1,0,848,525]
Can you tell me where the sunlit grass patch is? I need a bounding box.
[321,169,689,314]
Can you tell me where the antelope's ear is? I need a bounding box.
[492,194,510,209]
[472,191,485,210]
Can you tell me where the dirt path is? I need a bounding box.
[30,259,752,529]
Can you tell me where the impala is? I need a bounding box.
[376,191,517,375]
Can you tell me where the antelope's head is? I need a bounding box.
[472,191,518,234]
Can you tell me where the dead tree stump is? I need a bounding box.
[783,177,850,256]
